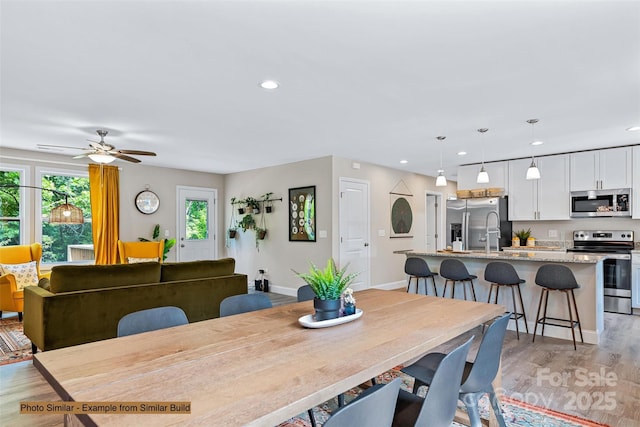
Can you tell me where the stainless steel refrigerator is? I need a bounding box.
[446,197,511,251]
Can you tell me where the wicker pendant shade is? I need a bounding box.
[49,200,84,224]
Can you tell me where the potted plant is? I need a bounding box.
[245,196,260,214]
[514,228,531,247]
[138,224,176,261]
[293,259,359,321]
[262,192,274,213]
[231,197,245,215]
[238,214,256,232]
[254,227,267,251]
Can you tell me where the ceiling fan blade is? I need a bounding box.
[73,153,90,159]
[113,153,141,163]
[37,144,86,151]
[117,149,156,156]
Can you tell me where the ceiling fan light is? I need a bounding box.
[88,153,116,164]
[435,170,447,187]
[526,159,541,180]
[476,166,489,184]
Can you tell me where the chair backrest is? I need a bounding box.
[439,258,471,281]
[404,257,433,277]
[117,306,188,337]
[324,378,401,427]
[459,312,510,393]
[535,264,579,290]
[0,243,44,276]
[118,240,164,264]
[219,293,272,317]
[415,336,473,426]
[297,285,316,302]
[484,261,521,285]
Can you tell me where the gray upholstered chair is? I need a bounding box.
[219,293,272,317]
[117,306,188,337]
[484,261,528,339]
[439,258,477,301]
[323,378,401,427]
[533,264,584,350]
[401,313,510,427]
[297,284,316,302]
[404,257,439,296]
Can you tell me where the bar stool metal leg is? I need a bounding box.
[510,285,520,339]
[571,289,584,343]
[515,284,529,334]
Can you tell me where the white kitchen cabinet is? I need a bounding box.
[632,252,640,309]
[508,154,570,220]
[456,161,508,191]
[570,147,632,191]
[633,146,640,219]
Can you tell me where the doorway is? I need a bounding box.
[338,178,371,290]
[176,186,217,261]
[425,192,444,251]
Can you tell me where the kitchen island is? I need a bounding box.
[398,250,626,344]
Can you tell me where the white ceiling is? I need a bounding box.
[1,1,639,179]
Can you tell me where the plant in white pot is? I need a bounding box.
[294,258,359,321]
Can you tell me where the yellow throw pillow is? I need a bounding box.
[127,257,159,264]
[0,261,39,290]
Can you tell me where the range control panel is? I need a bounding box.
[573,230,634,242]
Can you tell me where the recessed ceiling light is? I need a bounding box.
[457,151,467,156]
[260,80,279,89]
[531,140,544,146]
[400,160,408,164]
[627,126,640,132]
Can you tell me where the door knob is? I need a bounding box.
[180,244,185,248]
[364,243,369,247]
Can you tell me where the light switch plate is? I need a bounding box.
[319,230,327,238]
[378,229,385,237]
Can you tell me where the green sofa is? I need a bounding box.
[24,258,247,351]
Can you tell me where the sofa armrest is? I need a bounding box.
[0,273,18,305]
[24,286,54,351]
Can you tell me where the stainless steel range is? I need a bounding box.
[568,230,634,314]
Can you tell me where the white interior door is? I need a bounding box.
[425,192,444,251]
[339,178,370,290]
[177,186,217,261]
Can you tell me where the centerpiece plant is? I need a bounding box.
[294,258,359,320]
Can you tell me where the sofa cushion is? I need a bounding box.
[50,262,162,293]
[161,258,235,282]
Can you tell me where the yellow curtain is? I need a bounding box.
[89,164,120,264]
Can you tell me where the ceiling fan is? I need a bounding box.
[37,130,156,164]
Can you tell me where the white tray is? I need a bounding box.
[298,309,363,328]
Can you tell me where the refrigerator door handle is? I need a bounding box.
[462,212,469,250]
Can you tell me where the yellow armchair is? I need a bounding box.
[117,240,165,264]
[0,243,49,321]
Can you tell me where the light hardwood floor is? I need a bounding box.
[1,292,638,426]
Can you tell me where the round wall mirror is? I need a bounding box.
[135,190,160,214]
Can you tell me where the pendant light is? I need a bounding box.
[435,136,447,187]
[526,119,541,180]
[476,128,489,184]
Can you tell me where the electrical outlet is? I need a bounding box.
[164,229,170,237]
[548,229,558,238]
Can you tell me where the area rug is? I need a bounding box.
[0,317,33,365]
[278,367,610,427]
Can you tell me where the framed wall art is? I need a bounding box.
[289,185,316,242]
[390,179,413,238]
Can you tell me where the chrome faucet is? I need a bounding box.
[485,211,501,253]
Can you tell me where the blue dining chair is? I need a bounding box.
[117,306,188,337]
[219,293,272,317]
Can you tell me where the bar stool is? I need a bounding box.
[532,264,584,350]
[439,259,477,301]
[404,257,439,296]
[484,261,529,339]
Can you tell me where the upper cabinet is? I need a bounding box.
[508,154,570,221]
[456,161,508,191]
[570,147,632,191]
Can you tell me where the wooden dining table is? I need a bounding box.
[33,289,505,426]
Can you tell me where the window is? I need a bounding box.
[185,199,209,240]
[36,168,94,263]
[0,166,27,245]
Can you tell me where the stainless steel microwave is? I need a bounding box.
[570,189,631,218]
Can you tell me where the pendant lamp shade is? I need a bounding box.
[526,159,541,180]
[525,119,541,180]
[476,128,490,184]
[435,170,447,187]
[49,201,84,224]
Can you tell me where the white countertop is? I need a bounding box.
[399,250,629,263]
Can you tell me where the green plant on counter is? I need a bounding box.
[514,228,532,240]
